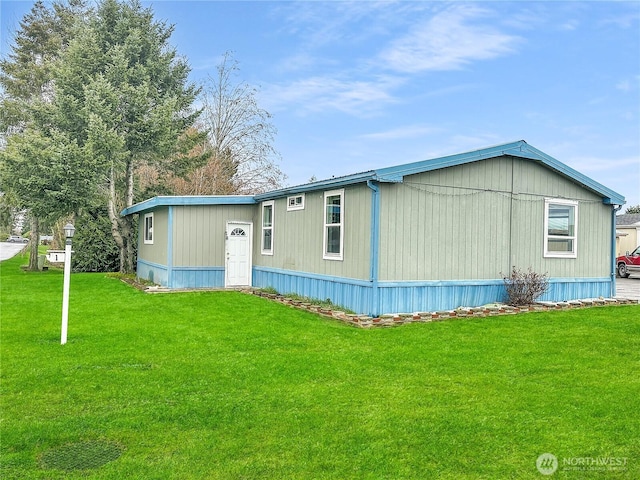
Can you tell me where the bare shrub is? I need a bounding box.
[502,267,549,306]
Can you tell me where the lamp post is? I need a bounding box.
[61,223,75,345]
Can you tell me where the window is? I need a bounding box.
[144,213,153,244]
[287,194,305,211]
[323,189,344,260]
[544,198,578,258]
[261,201,274,255]
[143,213,154,244]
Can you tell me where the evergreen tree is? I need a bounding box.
[625,205,640,214]
[0,0,87,270]
[49,0,201,272]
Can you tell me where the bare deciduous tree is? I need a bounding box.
[197,52,286,194]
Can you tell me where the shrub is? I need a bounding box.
[71,207,120,272]
[502,267,549,306]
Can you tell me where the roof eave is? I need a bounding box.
[514,144,626,205]
[123,141,625,212]
[373,140,625,206]
[254,171,378,201]
[121,195,256,216]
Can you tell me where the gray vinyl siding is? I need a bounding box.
[254,184,371,280]
[172,205,255,267]
[510,160,610,278]
[379,156,612,281]
[138,207,168,266]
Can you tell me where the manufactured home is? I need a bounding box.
[122,141,625,316]
[616,213,640,256]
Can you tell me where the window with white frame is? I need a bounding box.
[287,194,305,211]
[323,189,344,260]
[544,198,578,258]
[143,213,154,244]
[261,201,274,255]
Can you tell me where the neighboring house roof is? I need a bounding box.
[122,140,625,216]
[616,213,640,226]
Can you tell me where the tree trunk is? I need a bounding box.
[106,161,136,274]
[124,160,135,273]
[107,166,127,272]
[27,216,39,271]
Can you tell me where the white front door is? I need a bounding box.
[225,222,252,287]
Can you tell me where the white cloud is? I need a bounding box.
[565,155,640,173]
[273,52,339,74]
[263,3,522,117]
[616,80,631,92]
[559,19,580,31]
[599,9,640,29]
[378,5,521,73]
[616,76,640,93]
[359,124,442,141]
[501,7,548,30]
[274,1,431,49]
[263,75,402,117]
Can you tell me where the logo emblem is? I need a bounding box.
[536,453,558,475]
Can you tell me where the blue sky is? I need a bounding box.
[2,1,639,207]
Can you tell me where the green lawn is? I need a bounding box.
[1,253,639,479]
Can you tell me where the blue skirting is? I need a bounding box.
[377,280,505,314]
[138,261,612,316]
[137,260,225,289]
[170,267,225,289]
[253,267,372,314]
[137,260,169,287]
[253,267,612,316]
[541,278,611,302]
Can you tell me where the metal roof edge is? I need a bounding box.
[123,141,625,213]
[515,144,626,205]
[372,140,528,181]
[373,140,624,205]
[254,171,377,201]
[121,195,256,216]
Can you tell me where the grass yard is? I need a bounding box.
[1,254,639,479]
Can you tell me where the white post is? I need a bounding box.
[61,238,72,345]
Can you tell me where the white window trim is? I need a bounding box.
[543,198,578,258]
[323,189,344,261]
[143,212,154,245]
[261,201,274,255]
[287,194,305,211]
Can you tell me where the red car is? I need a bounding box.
[616,246,640,278]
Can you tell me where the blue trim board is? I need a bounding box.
[122,195,256,216]
[167,206,174,287]
[610,205,623,297]
[367,180,381,313]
